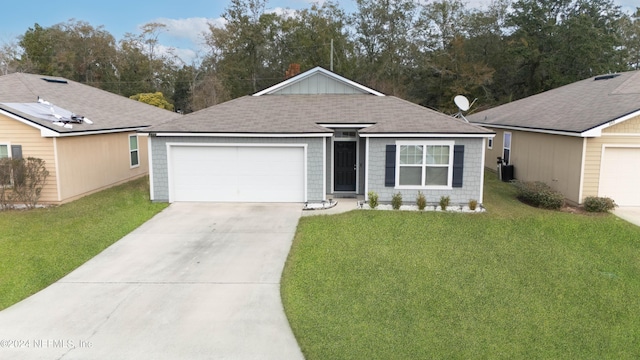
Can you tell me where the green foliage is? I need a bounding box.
[130,92,175,111]
[439,195,450,210]
[416,191,427,210]
[584,196,617,213]
[367,191,378,209]
[0,177,167,310]
[514,180,565,210]
[468,199,478,210]
[0,157,49,209]
[391,192,402,210]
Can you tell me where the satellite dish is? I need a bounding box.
[454,95,470,112]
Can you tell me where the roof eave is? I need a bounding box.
[358,132,495,138]
[252,67,385,97]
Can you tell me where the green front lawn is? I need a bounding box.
[282,172,640,359]
[0,177,167,310]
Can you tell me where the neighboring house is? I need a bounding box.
[0,73,180,205]
[468,71,640,207]
[145,67,494,205]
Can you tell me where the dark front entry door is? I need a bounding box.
[334,141,357,191]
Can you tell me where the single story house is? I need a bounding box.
[0,73,181,204]
[145,67,494,205]
[468,71,640,206]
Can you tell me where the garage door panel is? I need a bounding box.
[170,146,304,203]
[599,147,640,207]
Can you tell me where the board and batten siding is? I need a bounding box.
[150,136,325,202]
[367,137,484,204]
[582,114,640,200]
[269,73,368,95]
[0,114,58,203]
[55,132,149,203]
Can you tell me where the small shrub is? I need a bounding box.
[391,192,402,210]
[513,180,564,210]
[367,191,379,209]
[583,196,617,212]
[416,191,427,211]
[439,195,450,211]
[468,199,478,211]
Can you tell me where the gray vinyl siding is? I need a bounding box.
[367,137,484,205]
[270,73,368,95]
[150,136,325,202]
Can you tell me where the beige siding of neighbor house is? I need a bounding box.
[582,114,640,200]
[0,114,59,203]
[483,127,583,204]
[55,132,148,203]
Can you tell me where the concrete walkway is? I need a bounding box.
[0,203,304,360]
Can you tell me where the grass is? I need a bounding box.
[281,172,640,359]
[0,177,167,310]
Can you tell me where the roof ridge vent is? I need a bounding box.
[594,74,620,81]
[41,78,68,84]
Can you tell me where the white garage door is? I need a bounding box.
[599,147,640,206]
[169,145,305,202]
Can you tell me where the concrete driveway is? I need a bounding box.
[613,207,640,227]
[0,203,305,360]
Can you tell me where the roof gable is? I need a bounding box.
[253,67,385,96]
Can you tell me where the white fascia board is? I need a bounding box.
[54,128,146,137]
[471,123,584,137]
[581,109,640,137]
[153,132,333,138]
[253,67,385,97]
[318,123,374,128]
[358,133,495,138]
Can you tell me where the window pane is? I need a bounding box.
[130,136,138,150]
[0,145,7,158]
[399,167,422,185]
[130,151,139,166]
[504,133,511,148]
[426,167,448,186]
[426,145,449,165]
[400,145,423,165]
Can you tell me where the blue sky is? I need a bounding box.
[0,0,637,64]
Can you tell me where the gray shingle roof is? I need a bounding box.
[468,71,640,133]
[0,73,180,134]
[147,94,492,135]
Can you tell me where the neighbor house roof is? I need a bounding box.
[468,71,640,136]
[0,73,180,136]
[146,94,493,136]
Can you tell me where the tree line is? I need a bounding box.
[1,0,639,114]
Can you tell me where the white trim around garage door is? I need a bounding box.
[598,144,640,206]
[166,142,308,203]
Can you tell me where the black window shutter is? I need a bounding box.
[11,145,22,159]
[452,145,464,188]
[385,145,396,187]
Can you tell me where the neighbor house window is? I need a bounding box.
[0,145,10,186]
[503,132,512,164]
[397,142,453,187]
[129,135,139,167]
